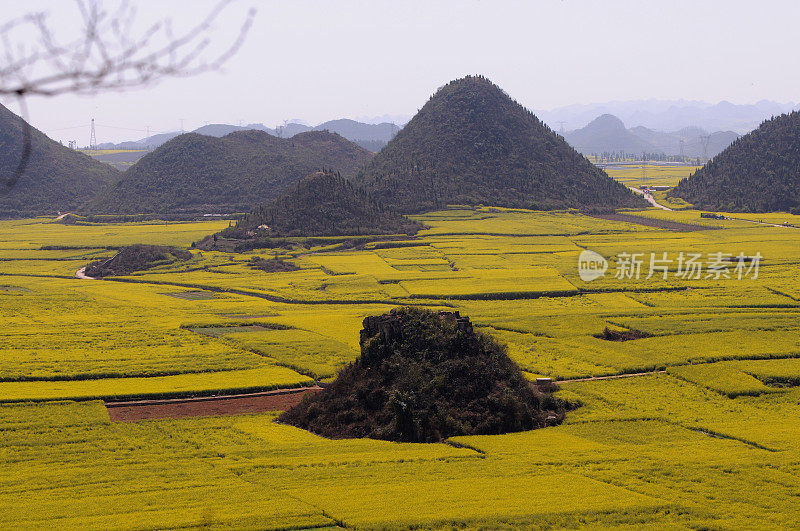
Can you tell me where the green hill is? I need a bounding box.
[279,308,568,443]
[203,170,420,248]
[84,130,373,215]
[0,103,119,218]
[354,76,642,213]
[670,111,800,212]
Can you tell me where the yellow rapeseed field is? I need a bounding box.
[2,206,800,528]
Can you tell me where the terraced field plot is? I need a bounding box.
[604,163,701,188]
[2,210,800,528]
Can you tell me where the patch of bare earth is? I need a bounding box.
[106,386,321,422]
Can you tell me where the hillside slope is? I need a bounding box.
[85,130,373,215]
[0,104,119,217]
[354,76,642,212]
[670,111,800,212]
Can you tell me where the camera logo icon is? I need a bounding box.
[578,250,608,282]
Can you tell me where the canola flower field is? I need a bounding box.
[603,163,701,189]
[2,203,800,528]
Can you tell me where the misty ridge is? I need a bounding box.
[98,118,402,153]
[536,98,799,133]
[563,114,740,159]
[94,98,794,160]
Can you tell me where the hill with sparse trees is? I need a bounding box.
[84,130,373,215]
[354,76,643,213]
[0,103,119,218]
[670,111,800,212]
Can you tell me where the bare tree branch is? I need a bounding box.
[0,0,256,195]
[0,0,256,97]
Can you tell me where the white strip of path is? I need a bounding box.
[629,187,673,211]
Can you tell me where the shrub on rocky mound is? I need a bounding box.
[279,307,569,442]
[84,244,192,278]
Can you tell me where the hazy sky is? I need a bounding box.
[3,0,799,144]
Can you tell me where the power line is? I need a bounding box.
[46,123,172,134]
[96,124,172,133]
[47,124,89,131]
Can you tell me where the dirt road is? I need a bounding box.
[106,385,322,421]
[74,267,95,279]
[730,217,799,229]
[629,187,673,211]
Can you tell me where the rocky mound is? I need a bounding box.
[279,308,568,442]
[353,75,643,213]
[670,111,800,212]
[84,244,192,278]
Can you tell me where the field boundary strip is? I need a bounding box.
[559,370,666,383]
[587,213,715,231]
[106,385,322,422]
[104,385,323,406]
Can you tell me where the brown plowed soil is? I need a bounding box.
[106,386,322,422]
[589,213,714,231]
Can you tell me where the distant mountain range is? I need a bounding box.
[92,99,797,163]
[537,99,798,135]
[98,119,401,153]
[564,114,740,158]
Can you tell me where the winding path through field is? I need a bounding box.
[730,217,800,229]
[74,267,95,279]
[629,187,673,211]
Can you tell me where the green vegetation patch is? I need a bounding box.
[279,308,570,442]
[200,171,421,251]
[84,244,193,277]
